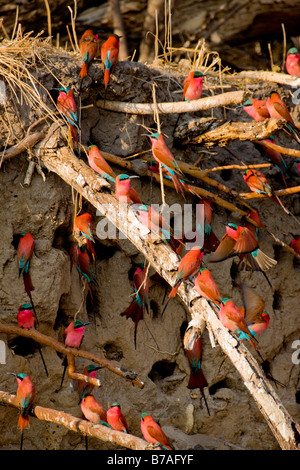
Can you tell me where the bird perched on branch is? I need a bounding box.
[77,364,102,403]
[266,91,300,145]
[161,246,204,318]
[17,232,38,324]
[101,34,121,103]
[183,324,210,415]
[80,394,107,424]
[242,168,289,214]
[9,372,35,450]
[183,71,206,101]
[17,304,48,376]
[57,87,79,144]
[88,145,116,182]
[141,413,173,450]
[79,30,99,79]
[243,98,270,121]
[262,136,289,187]
[115,174,142,204]
[194,267,221,307]
[285,47,300,77]
[147,133,185,178]
[60,319,91,389]
[107,403,129,433]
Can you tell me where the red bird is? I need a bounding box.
[183,71,205,101]
[107,403,129,433]
[266,91,300,144]
[148,133,184,178]
[80,394,107,424]
[243,98,270,121]
[194,267,221,307]
[161,246,204,318]
[10,373,35,450]
[60,319,91,389]
[88,145,116,182]
[263,136,289,187]
[218,298,258,351]
[286,47,300,77]
[17,304,48,376]
[101,34,121,101]
[121,266,149,349]
[243,168,289,214]
[141,413,173,450]
[115,174,142,204]
[17,232,38,323]
[79,30,99,79]
[77,364,102,403]
[74,212,94,243]
[183,325,210,415]
[290,233,300,255]
[57,87,78,144]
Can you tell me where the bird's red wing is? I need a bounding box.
[208,234,236,262]
[232,228,258,255]
[241,283,265,324]
[272,101,293,122]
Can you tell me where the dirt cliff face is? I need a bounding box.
[0,37,300,451]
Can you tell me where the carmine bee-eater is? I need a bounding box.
[17,304,48,376]
[161,246,204,318]
[107,403,129,433]
[121,266,149,349]
[290,233,300,255]
[80,394,107,424]
[183,71,206,101]
[74,213,95,243]
[147,133,185,178]
[57,87,78,144]
[10,372,35,450]
[285,47,300,77]
[80,394,110,450]
[77,364,102,403]
[76,244,98,287]
[266,91,300,144]
[17,232,38,324]
[243,98,270,121]
[115,174,142,204]
[262,136,289,187]
[60,319,91,389]
[194,267,221,307]
[101,34,121,102]
[79,30,99,79]
[148,160,197,199]
[242,168,290,214]
[238,283,270,338]
[134,203,177,245]
[88,145,116,182]
[218,298,258,353]
[208,223,277,286]
[141,413,173,450]
[183,325,210,415]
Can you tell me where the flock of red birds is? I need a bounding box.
[8,31,300,451]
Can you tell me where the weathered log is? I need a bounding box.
[0,391,154,450]
[96,90,246,114]
[32,124,300,450]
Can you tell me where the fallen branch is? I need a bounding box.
[178,118,286,146]
[33,126,300,450]
[240,185,300,200]
[96,90,246,115]
[0,391,153,450]
[1,132,45,159]
[236,70,300,88]
[204,163,271,174]
[0,324,144,388]
[256,139,300,159]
